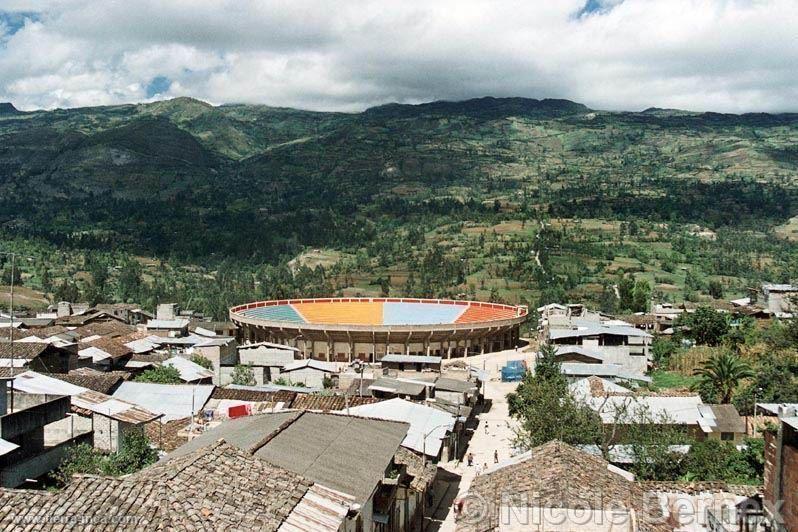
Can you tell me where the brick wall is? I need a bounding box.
[781,443,798,531]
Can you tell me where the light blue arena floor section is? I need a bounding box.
[382,302,465,325]
[241,305,306,323]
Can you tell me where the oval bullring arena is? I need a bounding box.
[230,297,528,361]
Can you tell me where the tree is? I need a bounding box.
[54,279,80,303]
[231,363,256,386]
[135,365,182,384]
[533,342,562,383]
[692,351,753,404]
[734,351,798,414]
[631,279,650,312]
[683,439,763,484]
[618,275,635,312]
[1,265,22,286]
[680,306,729,346]
[111,430,159,475]
[651,337,680,367]
[117,258,143,302]
[708,280,724,299]
[508,343,601,449]
[190,354,213,370]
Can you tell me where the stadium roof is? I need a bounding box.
[233,298,524,327]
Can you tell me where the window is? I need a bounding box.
[720,432,734,441]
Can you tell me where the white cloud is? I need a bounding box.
[0,0,796,112]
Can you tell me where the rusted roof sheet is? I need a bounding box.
[12,371,160,424]
[278,483,355,532]
[73,389,161,424]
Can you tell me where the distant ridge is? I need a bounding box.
[640,107,697,117]
[0,102,19,115]
[363,96,590,119]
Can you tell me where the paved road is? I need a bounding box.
[425,347,536,531]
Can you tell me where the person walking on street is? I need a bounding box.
[494,449,499,463]
[467,452,474,467]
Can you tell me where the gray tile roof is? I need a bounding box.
[434,376,478,393]
[166,411,409,506]
[0,440,313,530]
[254,412,408,505]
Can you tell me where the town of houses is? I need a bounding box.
[0,282,795,531]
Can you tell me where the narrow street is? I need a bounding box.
[424,347,536,531]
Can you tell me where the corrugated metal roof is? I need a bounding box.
[0,438,19,456]
[113,382,215,421]
[762,283,797,292]
[163,356,214,382]
[698,404,746,434]
[560,362,651,383]
[12,371,160,424]
[146,319,190,329]
[381,354,442,364]
[239,341,300,352]
[583,394,705,425]
[369,377,427,396]
[342,398,454,457]
[124,338,158,354]
[553,345,605,361]
[756,403,798,416]
[434,377,478,393]
[78,346,112,362]
[549,325,652,340]
[282,359,338,373]
[194,337,235,348]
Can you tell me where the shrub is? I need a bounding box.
[135,365,182,384]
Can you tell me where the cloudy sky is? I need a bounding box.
[1,0,796,113]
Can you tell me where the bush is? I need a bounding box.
[135,365,182,384]
[651,337,680,367]
[190,354,213,370]
[53,431,158,486]
[683,439,763,484]
[231,363,256,386]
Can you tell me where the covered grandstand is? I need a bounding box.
[230,298,528,361]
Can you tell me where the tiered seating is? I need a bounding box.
[383,302,465,325]
[455,305,517,323]
[241,305,306,323]
[293,301,383,325]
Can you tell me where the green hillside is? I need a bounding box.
[0,96,796,318]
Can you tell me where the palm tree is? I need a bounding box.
[692,351,753,403]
